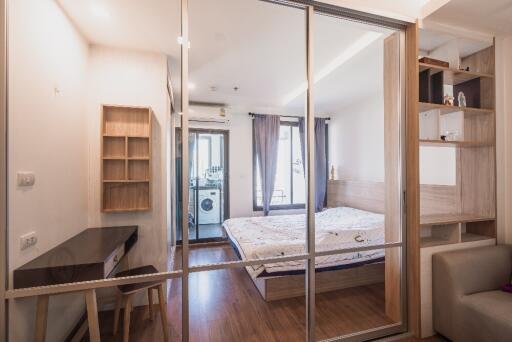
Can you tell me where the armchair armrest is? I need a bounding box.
[432,245,512,340]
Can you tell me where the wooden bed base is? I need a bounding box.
[250,262,385,301]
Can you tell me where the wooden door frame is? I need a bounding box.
[406,21,421,337]
[0,0,7,339]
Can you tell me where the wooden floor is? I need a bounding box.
[91,244,439,341]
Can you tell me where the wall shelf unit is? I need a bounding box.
[101,105,152,212]
[419,139,493,147]
[418,44,496,246]
[420,213,495,226]
[419,62,494,85]
[418,34,497,339]
[419,102,494,115]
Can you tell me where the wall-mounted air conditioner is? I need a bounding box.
[188,116,230,124]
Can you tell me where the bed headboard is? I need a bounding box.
[328,179,460,216]
[327,180,385,214]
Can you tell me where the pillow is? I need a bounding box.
[502,283,512,293]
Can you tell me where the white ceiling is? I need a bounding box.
[425,0,512,35]
[419,29,493,57]
[58,0,395,115]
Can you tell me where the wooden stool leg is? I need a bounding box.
[157,283,169,342]
[147,288,154,321]
[123,294,134,342]
[85,289,100,342]
[34,295,49,342]
[113,292,122,335]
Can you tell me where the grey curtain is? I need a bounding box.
[298,117,327,212]
[254,114,281,215]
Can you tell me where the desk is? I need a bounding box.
[13,226,138,342]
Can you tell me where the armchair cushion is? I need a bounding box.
[457,291,512,342]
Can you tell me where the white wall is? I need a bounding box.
[8,0,89,340]
[328,95,385,182]
[8,4,171,340]
[329,94,456,186]
[86,46,169,276]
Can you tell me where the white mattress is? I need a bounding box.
[223,207,385,278]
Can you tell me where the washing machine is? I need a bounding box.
[198,188,221,224]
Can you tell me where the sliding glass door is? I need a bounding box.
[4,1,409,341]
[176,129,228,243]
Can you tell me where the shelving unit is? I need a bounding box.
[419,139,492,147]
[419,102,493,115]
[418,43,496,246]
[418,34,497,339]
[101,105,152,212]
[418,62,494,85]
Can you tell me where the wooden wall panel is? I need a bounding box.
[461,46,495,75]
[420,184,460,216]
[327,180,384,213]
[406,21,421,338]
[383,31,401,322]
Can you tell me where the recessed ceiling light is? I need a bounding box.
[91,3,109,18]
[188,82,196,90]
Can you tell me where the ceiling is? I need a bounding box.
[58,0,395,115]
[425,0,512,35]
[419,29,493,57]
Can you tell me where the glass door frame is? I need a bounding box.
[178,0,410,341]
[0,1,413,342]
[176,127,229,244]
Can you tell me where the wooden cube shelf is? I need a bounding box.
[101,105,152,212]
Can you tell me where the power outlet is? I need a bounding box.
[17,172,35,187]
[20,232,37,250]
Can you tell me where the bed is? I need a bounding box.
[223,206,386,301]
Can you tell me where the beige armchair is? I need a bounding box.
[432,245,512,342]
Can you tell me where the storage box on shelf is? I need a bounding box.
[101,105,152,212]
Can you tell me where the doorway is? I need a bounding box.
[176,128,229,243]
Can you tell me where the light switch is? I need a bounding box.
[17,172,35,187]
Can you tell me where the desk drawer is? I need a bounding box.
[104,244,125,278]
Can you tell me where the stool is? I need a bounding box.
[113,265,169,342]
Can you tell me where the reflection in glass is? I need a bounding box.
[313,10,404,341]
[315,248,403,340]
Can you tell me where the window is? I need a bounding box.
[253,121,328,211]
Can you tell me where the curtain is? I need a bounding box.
[254,114,281,215]
[298,117,328,212]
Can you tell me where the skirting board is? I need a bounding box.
[251,262,385,301]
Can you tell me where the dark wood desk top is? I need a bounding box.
[14,226,138,289]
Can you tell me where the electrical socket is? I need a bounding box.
[17,172,35,187]
[20,232,37,250]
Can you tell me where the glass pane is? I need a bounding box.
[256,125,294,206]
[313,10,404,340]
[292,126,306,204]
[188,0,307,262]
[189,263,306,341]
[8,0,181,340]
[315,248,403,340]
[187,0,308,339]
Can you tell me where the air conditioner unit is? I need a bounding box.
[188,115,230,124]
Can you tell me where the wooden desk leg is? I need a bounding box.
[157,283,169,342]
[123,294,134,342]
[34,295,49,342]
[85,289,101,342]
[113,291,122,335]
[148,288,154,321]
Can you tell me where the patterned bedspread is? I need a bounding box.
[223,207,385,278]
